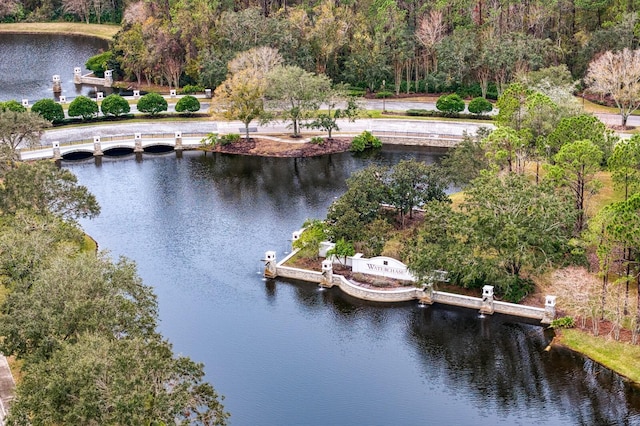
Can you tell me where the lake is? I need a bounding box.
[67,149,640,426]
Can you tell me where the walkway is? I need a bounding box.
[0,355,15,426]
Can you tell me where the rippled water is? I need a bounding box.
[0,33,108,102]
[67,149,640,426]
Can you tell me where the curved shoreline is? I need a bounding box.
[0,23,119,41]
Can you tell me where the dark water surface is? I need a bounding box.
[68,149,640,426]
[0,33,108,102]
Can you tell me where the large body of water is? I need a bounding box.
[67,149,640,426]
[0,33,108,102]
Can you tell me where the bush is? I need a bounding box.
[68,95,98,120]
[31,99,64,123]
[180,85,205,95]
[175,95,200,114]
[550,316,575,329]
[0,100,26,112]
[137,93,168,116]
[468,97,493,115]
[219,133,240,145]
[436,94,465,116]
[376,91,393,99]
[85,51,113,77]
[350,131,382,152]
[100,94,130,117]
[406,109,434,117]
[310,136,324,145]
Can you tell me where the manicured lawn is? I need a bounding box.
[558,328,640,384]
[0,22,119,40]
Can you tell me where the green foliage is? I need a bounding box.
[441,128,491,187]
[100,94,130,117]
[326,238,355,263]
[219,133,240,145]
[550,316,576,329]
[0,161,100,221]
[180,84,205,94]
[0,111,51,166]
[376,91,393,99]
[310,136,324,145]
[547,114,615,162]
[68,95,98,120]
[0,100,26,112]
[467,97,493,115]
[435,94,465,116]
[137,93,168,116]
[608,135,640,198]
[350,131,382,152]
[265,65,332,137]
[200,133,219,148]
[85,51,113,77]
[31,99,64,123]
[292,219,326,259]
[175,95,201,114]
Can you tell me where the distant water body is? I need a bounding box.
[0,33,108,102]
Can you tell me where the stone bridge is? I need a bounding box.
[20,132,206,161]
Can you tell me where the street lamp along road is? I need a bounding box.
[382,79,386,113]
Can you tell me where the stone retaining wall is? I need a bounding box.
[377,135,460,148]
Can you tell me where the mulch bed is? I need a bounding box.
[208,137,352,158]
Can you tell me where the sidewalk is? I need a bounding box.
[0,355,15,425]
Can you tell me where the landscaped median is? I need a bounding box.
[556,329,640,384]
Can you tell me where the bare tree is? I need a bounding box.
[63,0,91,23]
[228,46,283,78]
[585,48,640,128]
[415,10,445,77]
[0,0,20,18]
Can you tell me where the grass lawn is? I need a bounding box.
[558,328,640,384]
[0,22,119,40]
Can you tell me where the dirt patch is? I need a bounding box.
[208,137,352,158]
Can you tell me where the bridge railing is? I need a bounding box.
[20,133,212,153]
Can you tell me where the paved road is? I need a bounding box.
[41,117,491,145]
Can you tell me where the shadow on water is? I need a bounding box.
[271,277,640,425]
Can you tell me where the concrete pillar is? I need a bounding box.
[264,251,277,279]
[73,67,82,84]
[170,89,177,98]
[175,131,183,151]
[542,295,557,325]
[420,281,434,305]
[205,88,212,98]
[21,99,28,108]
[52,75,61,93]
[321,259,333,287]
[133,90,140,99]
[96,92,104,101]
[59,96,66,104]
[134,133,143,153]
[93,136,103,156]
[481,285,494,315]
[104,70,113,87]
[52,141,61,160]
[292,229,303,251]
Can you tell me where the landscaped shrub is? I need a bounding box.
[468,97,493,115]
[436,93,465,116]
[175,95,201,114]
[219,133,240,145]
[68,95,98,120]
[376,91,393,99]
[85,51,113,77]
[180,85,205,95]
[31,99,64,123]
[0,100,26,112]
[350,130,382,152]
[310,136,324,145]
[137,93,168,116]
[550,316,575,329]
[100,94,130,117]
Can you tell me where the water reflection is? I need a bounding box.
[0,33,108,102]
[69,150,640,426]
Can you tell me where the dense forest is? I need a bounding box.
[2,0,639,96]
